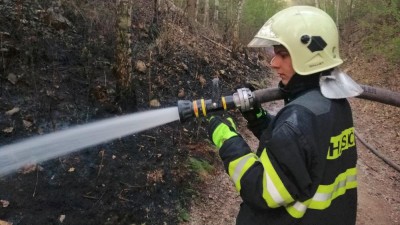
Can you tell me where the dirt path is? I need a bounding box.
[181,74,400,225]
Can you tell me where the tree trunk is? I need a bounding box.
[213,0,219,22]
[203,0,209,26]
[195,0,199,22]
[349,0,353,18]
[187,0,197,23]
[232,0,245,54]
[223,0,233,43]
[315,0,319,8]
[336,0,340,28]
[115,0,135,109]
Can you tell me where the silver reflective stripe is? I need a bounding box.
[347,174,356,182]
[265,171,285,205]
[286,169,357,218]
[313,174,357,202]
[232,154,254,184]
[293,201,307,213]
[313,192,332,201]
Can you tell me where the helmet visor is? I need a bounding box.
[247,37,280,48]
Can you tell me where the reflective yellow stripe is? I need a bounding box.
[260,149,294,208]
[221,97,227,110]
[309,168,357,209]
[285,168,357,218]
[201,99,206,116]
[226,117,237,130]
[228,153,258,192]
[211,124,237,148]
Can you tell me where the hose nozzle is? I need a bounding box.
[177,88,254,122]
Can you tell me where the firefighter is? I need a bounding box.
[208,6,360,225]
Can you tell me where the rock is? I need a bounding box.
[7,73,18,85]
[149,99,161,107]
[135,60,147,73]
[198,75,206,87]
[5,107,20,116]
[178,88,185,98]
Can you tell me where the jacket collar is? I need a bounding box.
[279,73,321,103]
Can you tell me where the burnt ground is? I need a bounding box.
[1,1,400,225]
[0,1,267,224]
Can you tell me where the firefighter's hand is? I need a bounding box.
[234,83,267,123]
[241,107,268,123]
[207,115,238,149]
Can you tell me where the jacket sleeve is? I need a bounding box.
[219,113,319,211]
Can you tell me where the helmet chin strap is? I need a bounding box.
[319,68,363,99]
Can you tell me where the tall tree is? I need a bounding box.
[213,0,220,22]
[315,0,320,8]
[115,0,134,108]
[187,0,197,23]
[348,0,353,18]
[336,0,340,28]
[195,0,199,21]
[232,0,245,53]
[203,0,210,25]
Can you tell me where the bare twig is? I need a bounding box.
[141,134,156,140]
[82,195,99,200]
[137,144,146,152]
[119,181,147,188]
[118,189,133,202]
[118,182,148,202]
[82,190,107,204]
[200,34,232,52]
[32,165,39,197]
[97,149,105,178]
[148,50,152,100]
[58,158,66,170]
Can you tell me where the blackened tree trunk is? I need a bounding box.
[115,0,135,110]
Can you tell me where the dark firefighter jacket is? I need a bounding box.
[219,74,358,225]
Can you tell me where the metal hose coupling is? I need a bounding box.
[177,88,255,122]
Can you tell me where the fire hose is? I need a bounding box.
[177,83,400,172]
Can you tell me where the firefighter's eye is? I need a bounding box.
[274,51,290,59]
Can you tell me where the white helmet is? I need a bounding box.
[248,6,343,75]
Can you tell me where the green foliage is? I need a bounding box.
[178,206,191,222]
[389,37,400,62]
[354,0,400,63]
[189,157,214,177]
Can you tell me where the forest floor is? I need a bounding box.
[0,1,399,225]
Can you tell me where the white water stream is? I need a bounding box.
[0,107,180,176]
